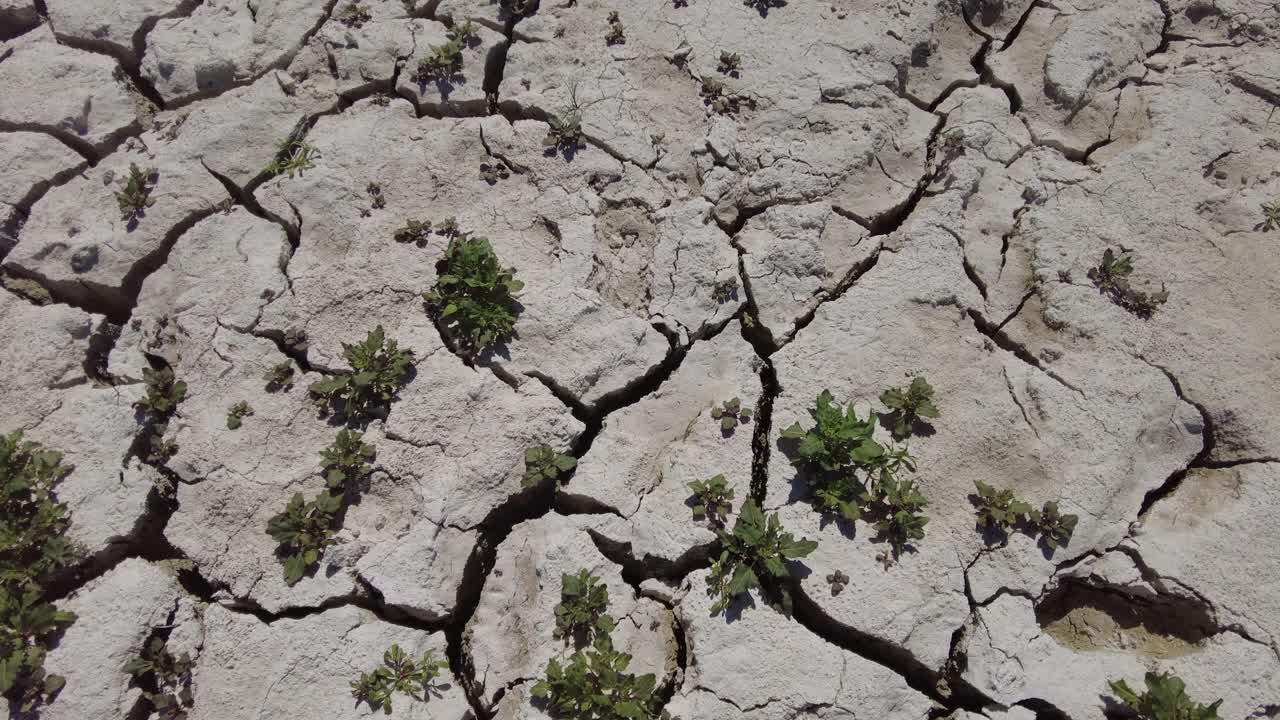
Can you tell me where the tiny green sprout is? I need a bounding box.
[521,445,577,489]
[870,472,928,561]
[448,19,480,44]
[136,367,187,418]
[437,216,461,238]
[717,51,741,74]
[266,490,340,586]
[226,401,254,430]
[544,110,584,153]
[879,375,939,439]
[423,233,523,357]
[415,40,464,81]
[307,325,414,420]
[125,636,193,719]
[605,11,625,45]
[266,138,319,178]
[554,569,614,644]
[825,569,849,596]
[115,163,158,222]
[687,474,734,526]
[264,360,296,391]
[1107,672,1222,720]
[1029,501,1078,551]
[337,2,372,28]
[1260,199,1280,232]
[351,644,449,715]
[710,397,752,432]
[531,634,670,720]
[1087,247,1168,318]
[707,498,817,616]
[971,480,1032,534]
[366,182,385,210]
[319,429,375,491]
[393,219,433,247]
[711,277,737,303]
[699,76,749,115]
[479,161,510,185]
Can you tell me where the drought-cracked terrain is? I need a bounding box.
[1,0,1279,718]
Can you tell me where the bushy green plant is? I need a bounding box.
[350,644,449,715]
[971,480,1032,533]
[1030,501,1078,550]
[136,367,187,417]
[226,401,253,430]
[531,634,670,720]
[710,398,751,432]
[264,360,296,391]
[415,38,464,81]
[423,234,523,356]
[707,498,816,616]
[319,429,375,491]
[115,163,158,221]
[879,375,939,439]
[337,2,372,27]
[266,490,340,586]
[1107,672,1222,720]
[605,11,625,45]
[449,19,479,44]
[522,446,577,489]
[0,584,75,711]
[544,110,584,153]
[870,474,928,560]
[266,138,319,178]
[687,474,734,526]
[0,432,76,586]
[125,636,193,719]
[1087,248,1168,318]
[1260,199,1280,232]
[308,325,414,419]
[554,570,614,644]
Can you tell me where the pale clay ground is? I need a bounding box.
[1,0,1279,718]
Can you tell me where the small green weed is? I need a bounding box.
[687,474,734,526]
[1260,199,1280,232]
[1030,501,1077,550]
[554,570,614,644]
[308,325,414,420]
[879,375,939,439]
[717,51,741,75]
[707,498,816,616]
[605,11,625,45]
[115,164,158,222]
[319,429,375,491]
[337,2,372,28]
[351,644,449,715]
[125,636,193,719]
[226,401,253,430]
[1087,248,1168,318]
[521,446,577,490]
[710,398,752,432]
[423,233,523,357]
[264,361,295,391]
[266,138,319,178]
[870,473,928,561]
[531,634,669,720]
[1107,672,1221,720]
[972,480,1032,534]
[266,490,340,586]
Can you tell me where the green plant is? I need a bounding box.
[1029,501,1078,550]
[554,570,614,644]
[1087,248,1168,318]
[308,325,414,420]
[825,569,848,596]
[605,11,625,45]
[226,401,254,430]
[337,2,372,27]
[449,19,479,44]
[266,138,319,178]
[711,277,737,303]
[319,429,375,491]
[1107,672,1222,720]
[146,426,179,465]
[351,644,449,715]
[710,398,752,432]
[1260,199,1280,232]
[125,636,193,719]
[367,182,386,210]
[687,474,734,526]
[136,367,187,418]
[522,446,577,490]
[266,490,340,586]
[531,634,670,720]
[707,498,816,616]
[0,432,76,586]
[423,234,523,356]
[717,51,741,74]
[971,480,1031,534]
[870,473,928,560]
[544,110,585,153]
[264,360,296,390]
[0,584,75,711]
[415,40,464,81]
[879,375,939,439]
[393,219,433,247]
[699,76,750,115]
[115,163,158,221]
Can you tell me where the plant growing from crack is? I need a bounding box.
[125,635,193,719]
[605,11,625,45]
[0,432,79,712]
[869,473,928,561]
[687,474,734,526]
[393,219,434,247]
[265,138,319,178]
[1260,199,1280,232]
[710,398,751,432]
[337,1,372,28]
[879,375,939,439]
[716,51,741,75]
[350,644,449,714]
[136,366,187,464]
[1107,671,1222,720]
[971,480,1032,534]
[308,325,414,420]
[532,634,668,720]
[423,232,523,357]
[266,489,340,586]
[225,401,254,430]
[711,277,737,303]
[545,111,585,154]
[320,429,375,492]
[522,445,577,490]
[115,163,158,222]
[707,498,816,616]
[264,361,296,391]
[416,41,464,81]
[1087,248,1168,319]
[554,569,614,645]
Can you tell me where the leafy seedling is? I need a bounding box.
[710,397,752,432]
[394,219,433,247]
[1087,248,1168,318]
[266,490,340,586]
[717,51,741,75]
[0,432,76,585]
[136,367,187,418]
[870,473,928,561]
[226,401,254,430]
[146,423,179,465]
[700,76,750,115]
[125,636,193,720]
[531,634,670,720]
[337,2,372,28]
[554,570,614,645]
[521,445,577,490]
[971,480,1031,535]
[115,164,158,222]
[308,325,414,420]
[605,11,625,45]
[0,584,76,711]
[687,474,734,526]
[825,569,849,596]
[367,182,386,210]
[707,498,817,616]
[423,233,523,357]
[1261,199,1280,232]
[1029,501,1078,551]
[415,40,464,81]
[266,138,319,178]
[711,277,737,303]
[879,375,939,439]
[264,361,296,391]
[1107,671,1222,720]
[480,162,510,185]
[351,644,449,715]
[544,110,585,154]
[449,19,480,44]
[319,429,375,491]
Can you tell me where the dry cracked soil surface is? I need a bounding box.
[2,0,1279,718]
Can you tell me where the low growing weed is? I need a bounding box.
[554,570,614,644]
[687,474,734,526]
[1107,672,1221,720]
[969,481,1078,551]
[308,325,414,420]
[337,2,372,28]
[263,361,296,391]
[1087,248,1168,318]
[226,401,253,430]
[351,644,449,715]
[522,446,577,490]
[1260,199,1280,232]
[266,138,319,178]
[266,490,340,586]
[115,163,158,222]
[710,398,751,432]
[605,11,625,45]
[423,233,523,357]
[125,636,193,719]
[136,366,187,464]
[707,498,816,616]
[879,375,939,439]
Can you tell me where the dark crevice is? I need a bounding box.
[967,308,1084,396]
[0,118,103,164]
[49,33,168,110]
[585,530,714,588]
[749,360,777,504]
[995,287,1036,330]
[779,245,885,351]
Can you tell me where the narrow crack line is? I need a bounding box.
[1133,356,1213,516]
[967,308,1085,398]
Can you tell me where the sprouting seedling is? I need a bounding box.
[350,644,449,715]
[532,634,670,720]
[1260,199,1280,232]
[870,472,928,562]
[336,2,372,28]
[393,219,433,247]
[521,445,577,490]
[125,636,194,719]
[1086,247,1168,318]
[263,360,296,391]
[115,164,158,222]
[544,110,584,153]
[226,401,254,430]
[710,397,752,432]
[266,138,319,178]
[448,19,480,44]
[825,569,849,596]
[711,277,737,303]
[366,182,385,210]
[707,498,817,616]
[553,569,614,645]
[699,76,751,115]
[717,51,741,75]
[1029,501,1078,551]
[879,375,939,439]
[318,429,375,491]
[971,480,1032,534]
[423,232,524,357]
[307,325,414,420]
[1107,671,1222,720]
[605,11,626,45]
[266,490,340,586]
[687,474,734,526]
[136,367,187,418]
[479,162,510,185]
[415,40,464,81]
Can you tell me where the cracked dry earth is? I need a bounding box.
[2,0,1280,718]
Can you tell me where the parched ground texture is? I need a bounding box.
[2,0,1279,718]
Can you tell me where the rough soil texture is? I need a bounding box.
[2,0,1279,718]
